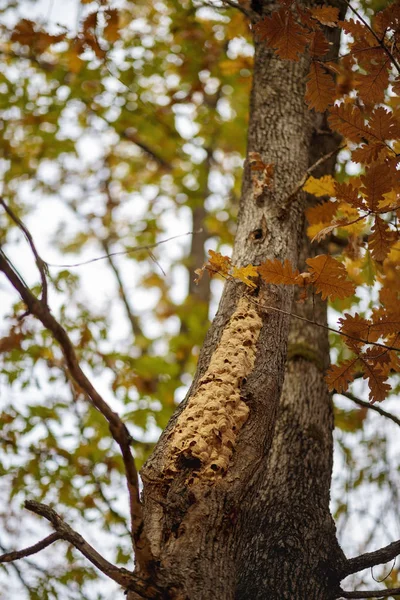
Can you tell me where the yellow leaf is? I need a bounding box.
[303,175,336,197]
[232,265,259,288]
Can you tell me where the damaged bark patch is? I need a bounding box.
[165,297,262,481]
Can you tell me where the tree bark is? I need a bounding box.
[139,3,346,598]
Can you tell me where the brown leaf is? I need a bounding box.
[254,8,309,61]
[258,258,301,285]
[305,62,335,112]
[360,163,393,212]
[310,5,339,27]
[369,216,395,262]
[328,103,374,144]
[306,254,356,300]
[325,357,358,393]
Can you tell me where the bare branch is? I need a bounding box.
[46,230,199,269]
[1,198,49,304]
[0,250,153,572]
[342,539,400,577]
[339,392,400,428]
[0,533,60,563]
[282,144,346,213]
[122,130,172,170]
[340,587,400,598]
[24,501,159,598]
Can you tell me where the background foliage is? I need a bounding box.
[0,0,399,598]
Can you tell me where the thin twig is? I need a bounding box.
[46,231,199,268]
[24,501,159,598]
[283,144,346,212]
[0,533,61,563]
[0,250,153,573]
[339,391,400,427]
[342,538,400,577]
[343,0,400,75]
[1,199,49,305]
[245,294,400,352]
[340,587,400,598]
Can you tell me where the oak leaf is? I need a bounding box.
[328,103,374,143]
[306,254,356,300]
[369,216,395,262]
[360,358,391,402]
[325,357,358,393]
[254,8,309,61]
[308,30,330,57]
[303,175,336,197]
[360,163,393,212]
[305,62,335,112]
[232,265,259,288]
[258,259,301,285]
[207,250,231,276]
[309,5,339,27]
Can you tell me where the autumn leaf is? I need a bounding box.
[207,250,231,276]
[305,62,335,112]
[326,357,358,393]
[334,182,366,210]
[309,5,339,27]
[369,106,400,142]
[355,55,390,106]
[303,175,336,197]
[338,313,373,350]
[308,30,330,57]
[369,216,395,262]
[360,163,393,212]
[258,258,301,285]
[328,103,374,143]
[360,358,391,402]
[306,254,356,300]
[370,308,400,338]
[254,8,309,61]
[232,265,259,288]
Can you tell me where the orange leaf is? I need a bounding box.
[369,216,395,262]
[325,357,358,393]
[306,254,356,300]
[305,62,335,112]
[254,8,308,61]
[328,103,374,144]
[258,258,301,285]
[310,5,339,27]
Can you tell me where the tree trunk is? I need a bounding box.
[139,3,346,598]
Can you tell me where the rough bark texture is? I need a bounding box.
[138,2,347,598]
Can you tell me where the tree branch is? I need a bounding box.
[339,392,400,428]
[0,533,61,563]
[24,501,159,598]
[1,198,49,305]
[340,587,400,598]
[0,250,153,572]
[342,539,400,577]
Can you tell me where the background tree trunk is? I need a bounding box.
[139,3,346,598]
